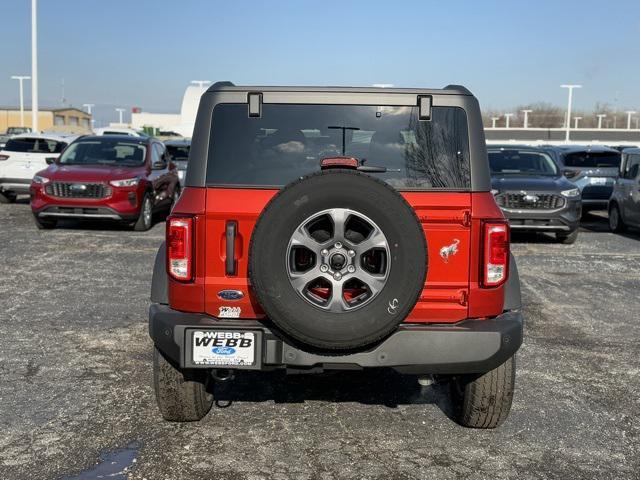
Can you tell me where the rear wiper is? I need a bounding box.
[357,165,401,173]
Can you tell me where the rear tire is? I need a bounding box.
[153,346,213,422]
[556,229,578,244]
[609,203,626,233]
[133,193,153,231]
[33,215,57,230]
[449,356,516,429]
[0,191,17,204]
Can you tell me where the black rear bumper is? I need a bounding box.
[149,304,523,375]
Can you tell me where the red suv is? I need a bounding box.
[150,83,523,428]
[30,135,179,230]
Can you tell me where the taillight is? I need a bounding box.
[482,221,509,287]
[0,154,9,161]
[167,216,194,282]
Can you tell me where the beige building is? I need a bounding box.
[0,107,92,134]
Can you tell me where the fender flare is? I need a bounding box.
[150,242,168,304]
[503,253,522,311]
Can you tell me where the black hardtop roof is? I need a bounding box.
[546,145,620,154]
[205,81,473,96]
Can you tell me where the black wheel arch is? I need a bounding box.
[503,253,521,311]
[151,242,168,304]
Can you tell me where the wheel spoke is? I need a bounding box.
[355,227,387,254]
[355,270,387,296]
[326,281,347,312]
[289,269,321,294]
[329,208,349,241]
[290,227,320,252]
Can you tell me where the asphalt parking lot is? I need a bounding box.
[0,199,639,480]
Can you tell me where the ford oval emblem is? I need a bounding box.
[212,346,236,355]
[218,290,244,301]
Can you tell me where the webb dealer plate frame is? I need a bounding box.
[184,328,263,370]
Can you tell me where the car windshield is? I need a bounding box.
[488,149,559,176]
[563,151,621,168]
[166,145,190,162]
[206,104,471,190]
[4,137,67,154]
[58,139,147,166]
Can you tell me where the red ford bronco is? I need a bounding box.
[150,83,523,428]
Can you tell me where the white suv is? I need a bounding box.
[0,133,76,203]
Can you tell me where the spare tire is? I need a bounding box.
[249,169,427,350]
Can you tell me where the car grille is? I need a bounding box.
[496,192,565,210]
[581,185,613,200]
[45,182,112,199]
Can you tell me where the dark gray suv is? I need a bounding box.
[609,147,640,232]
[488,146,582,244]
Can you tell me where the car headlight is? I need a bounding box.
[178,170,185,181]
[32,175,50,184]
[561,188,580,198]
[109,177,140,187]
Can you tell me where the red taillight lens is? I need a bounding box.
[482,221,509,287]
[167,216,193,281]
[0,154,10,161]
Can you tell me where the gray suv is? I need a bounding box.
[488,146,582,243]
[609,147,640,232]
[545,145,621,211]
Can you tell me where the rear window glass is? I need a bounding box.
[488,149,558,176]
[166,145,190,162]
[5,138,66,154]
[563,151,621,168]
[206,104,470,189]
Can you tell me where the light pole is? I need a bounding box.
[573,117,582,129]
[561,84,581,141]
[625,111,636,130]
[115,108,126,124]
[596,114,607,129]
[10,76,31,127]
[521,109,532,129]
[635,117,639,130]
[31,0,38,131]
[491,116,500,128]
[82,103,94,115]
[504,113,514,129]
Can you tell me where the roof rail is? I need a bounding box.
[442,84,472,95]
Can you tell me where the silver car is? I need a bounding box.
[609,147,640,232]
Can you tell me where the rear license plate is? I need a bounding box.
[192,331,256,366]
[590,177,607,185]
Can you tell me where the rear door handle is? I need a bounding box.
[225,221,237,275]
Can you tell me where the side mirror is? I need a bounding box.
[45,157,57,165]
[152,160,167,170]
[563,169,578,179]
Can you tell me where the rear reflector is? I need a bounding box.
[167,216,193,281]
[482,221,509,287]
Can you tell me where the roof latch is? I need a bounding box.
[418,95,432,121]
[248,92,262,118]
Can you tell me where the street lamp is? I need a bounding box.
[491,116,500,128]
[521,109,532,129]
[596,114,607,129]
[573,117,582,129]
[82,103,94,114]
[561,84,581,141]
[504,113,514,129]
[115,108,126,124]
[10,75,31,127]
[635,117,639,130]
[31,0,39,131]
[625,111,637,130]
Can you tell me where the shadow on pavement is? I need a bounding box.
[211,368,455,419]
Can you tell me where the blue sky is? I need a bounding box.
[1,0,639,125]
